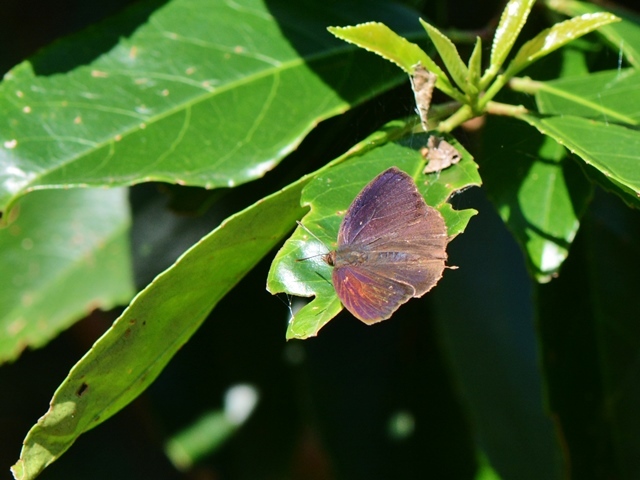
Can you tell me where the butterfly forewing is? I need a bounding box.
[338,168,441,247]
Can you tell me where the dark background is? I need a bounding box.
[4,0,634,479]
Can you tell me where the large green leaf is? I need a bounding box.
[536,226,610,478]
[0,0,420,212]
[482,116,593,282]
[267,122,481,339]
[433,188,565,479]
[511,68,640,209]
[587,194,640,478]
[10,174,310,480]
[0,188,133,364]
[536,192,640,478]
[522,114,640,205]
[534,69,640,124]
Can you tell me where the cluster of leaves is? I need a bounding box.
[2,0,640,478]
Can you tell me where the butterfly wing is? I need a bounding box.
[338,167,445,249]
[353,245,446,298]
[332,264,415,324]
[335,167,448,300]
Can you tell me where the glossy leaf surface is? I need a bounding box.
[489,0,536,73]
[0,0,417,211]
[0,188,133,364]
[522,114,640,204]
[546,0,640,67]
[328,22,460,99]
[420,20,472,95]
[11,175,310,480]
[482,116,592,281]
[534,69,640,124]
[507,12,619,76]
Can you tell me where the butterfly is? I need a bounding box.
[323,167,448,324]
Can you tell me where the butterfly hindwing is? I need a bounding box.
[342,246,446,297]
[332,264,415,324]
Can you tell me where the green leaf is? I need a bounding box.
[268,124,480,339]
[586,195,640,478]
[506,12,620,77]
[420,19,475,96]
[521,114,640,205]
[468,37,483,88]
[164,384,258,470]
[524,68,640,210]
[0,0,417,212]
[536,226,611,478]
[546,0,640,68]
[165,409,237,470]
[432,188,565,478]
[328,22,435,74]
[486,0,536,82]
[536,192,640,478]
[10,174,311,480]
[474,454,503,480]
[482,116,593,281]
[327,22,461,100]
[0,188,133,364]
[534,69,640,124]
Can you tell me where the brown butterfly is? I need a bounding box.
[324,167,448,324]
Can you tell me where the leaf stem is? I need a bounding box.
[437,105,474,132]
[485,101,529,116]
[478,74,510,110]
[509,76,544,94]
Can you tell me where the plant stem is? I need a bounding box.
[437,104,474,132]
[485,101,529,116]
[509,76,544,94]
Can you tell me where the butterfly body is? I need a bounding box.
[324,167,448,324]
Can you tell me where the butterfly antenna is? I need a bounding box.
[295,220,330,262]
